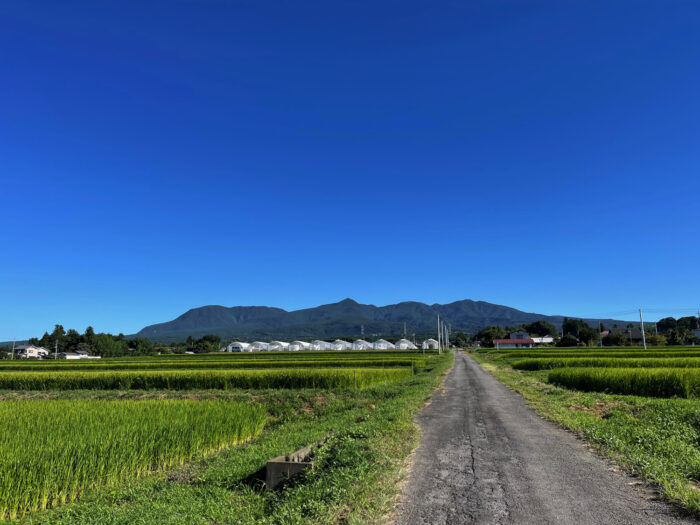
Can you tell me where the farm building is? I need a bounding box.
[15,345,50,359]
[249,341,270,352]
[268,341,290,352]
[373,339,395,350]
[493,333,535,348]
[395,339,418,350]
[422,338,439,350]
[224,342,251,352]
[289,341,311,351]
[531,336,554,345]
[331,339,352,351]
[311,340,332,351]
[352,339,373,350]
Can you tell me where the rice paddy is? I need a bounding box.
[0,367,413,391]
[0,349,445,522]
[482,345,700,397]
[0,399,265,520]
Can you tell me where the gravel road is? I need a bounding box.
[394,351,696,525]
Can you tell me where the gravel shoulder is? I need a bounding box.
[393,351,697,525]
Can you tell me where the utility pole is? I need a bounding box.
[55,340,58,360]
[639,309,647,350]
[437,315,441,354]
[11,340,15,360]
[598,322,603,347]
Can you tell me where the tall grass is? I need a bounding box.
[0,399,265,520]
[0,368,412,391]
[548,367,700,398]
[513,357,700,371]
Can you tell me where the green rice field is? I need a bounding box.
[0,349,450,523]
[0,399,265,520]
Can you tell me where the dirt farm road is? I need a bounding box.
[394,352,696,525]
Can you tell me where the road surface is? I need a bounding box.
[394,352,696,525]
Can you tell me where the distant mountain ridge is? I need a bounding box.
[135,298,626,342]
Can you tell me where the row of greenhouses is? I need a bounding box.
[221,338,440,352]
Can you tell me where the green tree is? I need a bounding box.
[476,325,506,347]
[454,332,470,347]
[656,317,677,334]
[557,334,580,347]
[84,326,96,346]
[602,332,628,346]
[64,329,81,352]
[523,321,558,337]
[677,316,699,331]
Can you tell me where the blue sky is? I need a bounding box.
[2,1,699,339]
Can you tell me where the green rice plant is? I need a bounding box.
[0,368,412,391]
[548,367,700,398]
[513,357,700,371]
[0,399,265,520]
[0,358,425,372]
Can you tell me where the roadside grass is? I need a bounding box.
[5,352,453,525]
[472,353,700,516]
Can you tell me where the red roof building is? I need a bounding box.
[493,338,535,348]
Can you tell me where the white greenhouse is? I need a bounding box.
[331,339,352,351]
[395,339,417,350]
[373,339,395,350]
[422,338,439,350]
[249,341,270,352]
[268,341,290,352]
[289,341,311,351]
[311,340,332,351]
[352,339,373,350]
[224,342,251,352]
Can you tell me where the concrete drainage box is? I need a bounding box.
[266,443,315,490]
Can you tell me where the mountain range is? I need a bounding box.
[135,298,627,342]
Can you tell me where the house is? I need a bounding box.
[311,340,332,351]
[268,341,290,352]
[422,338,439,350]
[493,332,535,348]
[15,345,50,359]
[289,341,311,351]
[395,338,418,350]
[249,341,270,352]
[694,329,700,340]
[331,339,352,351]
[373,339,395,350]
[351,339,373,350]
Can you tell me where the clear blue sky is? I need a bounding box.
[2,1,699,339]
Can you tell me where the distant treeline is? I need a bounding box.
[0,325,224,358]
[474,316,700,347]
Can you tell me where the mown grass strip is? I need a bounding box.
[548,367,700,398]
[0,399,265,520]
[0,368,412,391]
